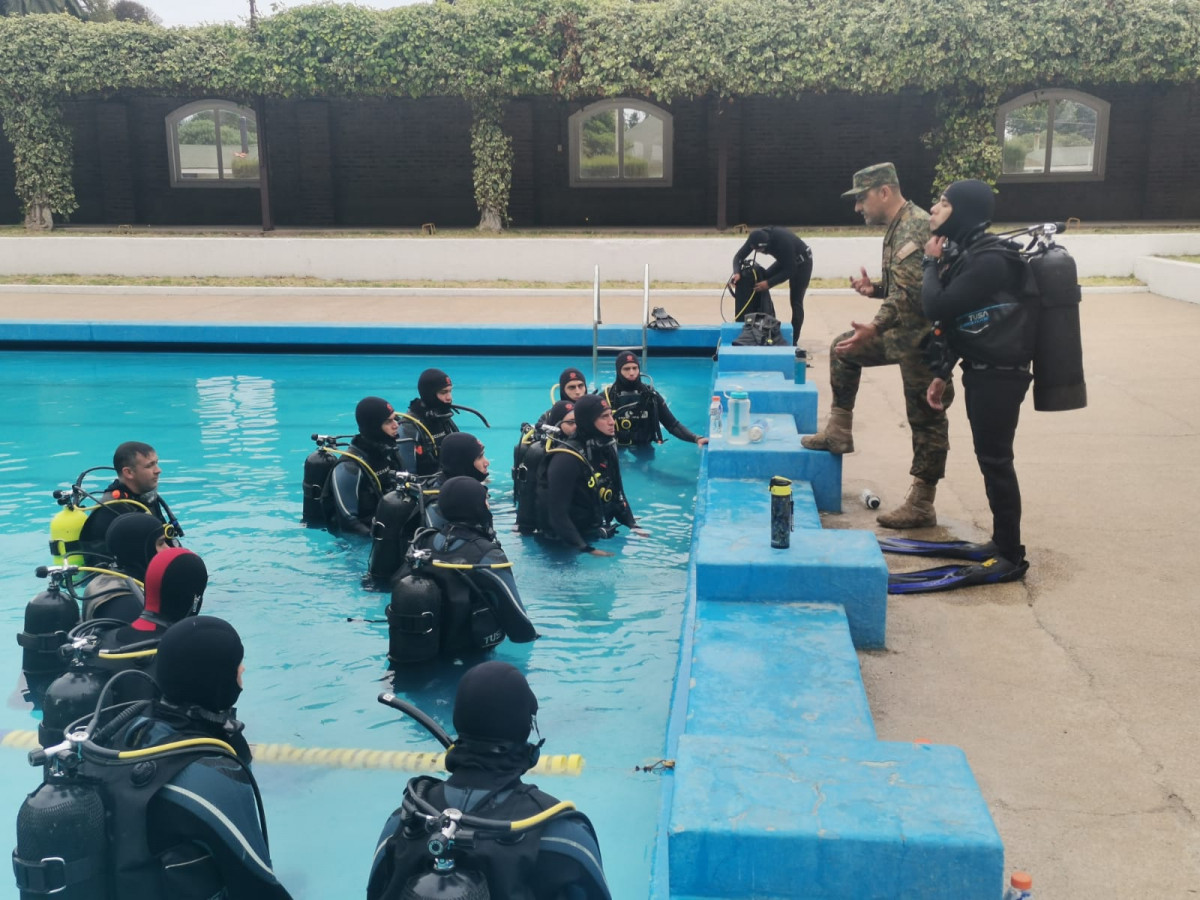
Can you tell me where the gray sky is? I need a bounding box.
[147,0,427,29]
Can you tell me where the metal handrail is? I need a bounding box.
[591,263,650,391]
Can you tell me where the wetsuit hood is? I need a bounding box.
[613,350,643,391]
[439,432,487,482]
[933,179,995,246]
[446,660,539,775]
[573,394,612,443]
[156,615,244,712]
[104,512,166,581]
[417,368,453,413]
[134,547,206,631]
[355,396,396,438]
[748,227,771,250]
[436,476,493,531]
[546,400,575,427]
[558,367,587,395]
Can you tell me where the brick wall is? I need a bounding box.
[36,84,1200,228]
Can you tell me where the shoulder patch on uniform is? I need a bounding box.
[896,241,920,260]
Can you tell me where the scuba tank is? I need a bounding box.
[387,568,443,666]
[18,572,80,682]
[302,434,344,525]
[49,505,90,570]
[731,260,775,321]
[1028,242,1087,411]
[15,778,110,899]
[39,661,107,749]
[368,486,423,585]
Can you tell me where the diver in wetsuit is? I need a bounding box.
[83,511,177,622]
[326,396,407,536]
[514,400,576,535]
[602,351,707,449]
[110,616,293,899]
[536,395,639,557]
[367,660,610,900]
[398,369,461,477]
[99,441,180,528]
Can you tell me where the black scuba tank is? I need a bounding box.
[14,779,111,899]
[733,260,774,320]
[387,573,443,665]
[1029,245,1087,411]
[513,440,548,535]
[18,586,79,678]
[39,666,106,748]
[369,489,421,585]
[399,865,490,900]
[302,448,339,525]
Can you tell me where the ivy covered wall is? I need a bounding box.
[1,0,1197,228]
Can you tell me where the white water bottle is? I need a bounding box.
[709,395,723,438]
[727,391,751,444]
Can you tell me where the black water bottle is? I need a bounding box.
[769,476,793,549]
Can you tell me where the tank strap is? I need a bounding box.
[13,850,104,894]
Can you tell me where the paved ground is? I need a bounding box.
[5,284,1199,898]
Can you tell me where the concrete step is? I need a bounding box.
[669,734,1004,900]
[685,601,875,742]
[704,415,842,511]
[713,369,817,432]
[694,478,887,648]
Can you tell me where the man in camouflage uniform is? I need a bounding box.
[802,162,953,528]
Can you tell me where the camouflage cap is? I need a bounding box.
[841,162,900,198]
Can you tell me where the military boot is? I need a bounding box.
[876,478,937,529]
[801,407,854,454]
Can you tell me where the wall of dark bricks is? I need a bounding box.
[1,84,1194,228]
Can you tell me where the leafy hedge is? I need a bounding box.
[1,0,1197,227]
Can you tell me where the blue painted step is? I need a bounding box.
[694,478,887,648]
[705,415,842,511]
[669,735,1004,900]
[686,602,875,741]
[714,370,818,432]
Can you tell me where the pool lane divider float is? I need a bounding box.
[0,728,584,776]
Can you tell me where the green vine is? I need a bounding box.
[0,0,1197,228]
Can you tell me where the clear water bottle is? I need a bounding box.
[709,395,723,438]
[860,488,881,509]
[727,391,751,445]
[1002,871,1033,900]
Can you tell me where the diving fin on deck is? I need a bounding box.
[887,556,1028,595]
[876,537,1000,561]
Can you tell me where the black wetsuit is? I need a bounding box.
[733,227,813,342]
[368,751,609,900]
[326,434,404,535]
[111,708,292,900]
[537,437,635,551]
[398,399,459,477]
[602,380,700,447]
[924,234,1035,564]
[99,479,174,526]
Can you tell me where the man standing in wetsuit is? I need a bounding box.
[803,162,953,529]
[730,227,814,342]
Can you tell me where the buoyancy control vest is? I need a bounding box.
[732,259,775,320]
[397,404,459,477]
[603,383,660,446]
[386,527,536,665]
[367,775,610,900]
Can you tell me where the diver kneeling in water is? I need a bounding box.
[387,477,536,665]
[601,351,707,449]
[535,395,641,557]
[14,616,292,900]
[367,661,610,900]
[82,511,178,623]
[325,396,409,536]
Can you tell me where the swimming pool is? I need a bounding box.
[0,351,713,899]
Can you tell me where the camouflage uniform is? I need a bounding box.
[827,200,953,482]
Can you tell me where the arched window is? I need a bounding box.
[569,100,673,187]
[166,100,260,188]
[997,89,1110,182]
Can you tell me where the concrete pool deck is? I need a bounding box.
[4,284,1200,897]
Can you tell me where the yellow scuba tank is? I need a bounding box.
[49,506,89,569]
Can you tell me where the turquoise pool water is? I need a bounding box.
[0,351,712,899]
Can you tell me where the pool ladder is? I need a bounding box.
[591,263,650,390]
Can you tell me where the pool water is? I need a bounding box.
[0,351,712,900]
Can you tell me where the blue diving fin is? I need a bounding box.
[877,536,999,561]
[887,557,1028,595]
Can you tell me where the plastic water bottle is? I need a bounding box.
[860,488,881,509]
[727,391,751,444]
[748,419,769,443]
[709,395,723,438]
[1002,871,1033,900]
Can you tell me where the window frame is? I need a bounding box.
[996,89,1110,183]
[166,99,260,189]
[568,100,673,188]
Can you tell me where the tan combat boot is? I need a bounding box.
[876,478,937,529]
[801,407,854,454]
